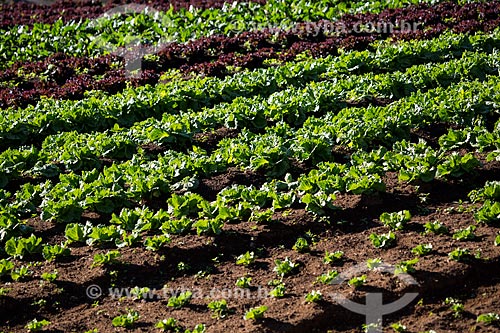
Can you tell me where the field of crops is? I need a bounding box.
[0,0,500,332]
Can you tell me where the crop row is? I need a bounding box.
[2,0,500,109]
[1,48,496,186]
[2,31,500,155]
[0,0,494,72]
[0,0,437,67]
[1,69,498,227]
[0,0,267,28]
[0,0,440,29]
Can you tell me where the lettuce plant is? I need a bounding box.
[11,265,32,281]
[156,318,181,331]
[366,258,382,270]
[236,251,255,266]
[0,259,14,277]
[379,210,411,230]
[269,283,286,298]
[292,237,310,253]
[452,225,477,241]
[274,257,299,278]
[448,248,473,262]
[41,271,58,282]
[348,275,367,288]
[4,234,42,259]
[92,250,121,268]
[323,250,344,265]
[305,290,323,303]
[235,276,252,289]
[423,220,448,234]
[25,319,50,332]
[411,243,433,256]
[112,309,139,328]
[394,258,419,275]
[42,243,71,261]
[316,270,339,285]
[244,305,268,321]
[130,287,152,301]
[476,313,500,325]
[143,235,171,251]
[474,200,500,224]
[167,291,192,309]
[207,299,229,319]
[369,231,396,249]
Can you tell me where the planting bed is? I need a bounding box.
[0,1,500,332]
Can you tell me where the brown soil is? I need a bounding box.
[1,155,499,333]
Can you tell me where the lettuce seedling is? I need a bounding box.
[495,234,500,246]
[130,286,152,300]
[167,291,192,309]
[193,218,224,236]
[0,259,14,277]
[64,222,91,243]
[292,237,310,253]
[394,258,419,275]
[316,270,339,285]
[452,225,476,241]
[42,243,70,261]
[92,250,121,268]
[274,257,299,278]
[379,210,411,230]
[249,208,275,224]
[112,309,139,328]
[235,276,252,289]
[41,270,58,282]
[390,322,407,332]
[155,318,181,331]
[236,251,255,266]
[185,324,206,333]
[4,234,42,259]
[348,275,367,288]
[323,250,344,265]
[244,305,268,321]
[448,248,473,262]
[445,298,464,318]
[424,220,448,234]
[11,265,31,281]
[143,234,171,251]
[477,313,500,325]
[269,283,285,298]
[474,200,500,224]
[25,318,50,332]
[369,231,396,249]
[366,258,382,270]
[411,243,433,256]
[305,290,323,303]
[161,217,193,235]
[208,299,229,319]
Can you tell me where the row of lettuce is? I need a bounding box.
[2,0,500,112]
[0,176,498,263]
[0,0,495,79]
[0,0,438,67]
[2,27,500,150]
[0,55,498,240]
[0,9,498,281]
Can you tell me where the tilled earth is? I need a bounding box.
[1,156,499,333]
